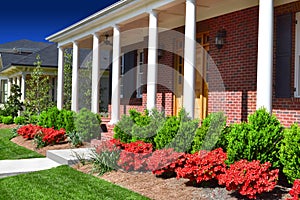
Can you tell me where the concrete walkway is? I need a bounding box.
[0,148,95,178]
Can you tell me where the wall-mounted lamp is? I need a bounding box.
[104,34,112,46]
[215,29,226,49]
[158,44,164,59]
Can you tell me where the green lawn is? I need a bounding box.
[0,128,44,160]
[0,165,149,200]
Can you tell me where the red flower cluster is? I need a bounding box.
[118,141,153,171]
[17,124,43,139]
[17,124,66,145]
[147,148,185,175]
[41,128,66,144]
[218,160,279,199]
[287,179,300,200]
[176,148,227,183]
[95,139,123,154]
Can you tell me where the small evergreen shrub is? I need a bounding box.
[38,107,60,129]
[0,115,4,123]
[14,116,26,125]
[113,114,134,143]
[165,109,199,153]
[56,109,75,133]
[2,116,14,124]
[74,108,101,141]
[29,115,39,125]
[280,123,300,183]
[226,108,283,168]
[131,109,166,145]
[154,116,180,150]
[191,112,226,153]
[38,107,75,132]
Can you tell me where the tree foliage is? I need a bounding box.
[24,55,53,115]
[63,50,72,110]
[4,84,23,117]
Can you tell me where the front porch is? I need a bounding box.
[47,0,300,126]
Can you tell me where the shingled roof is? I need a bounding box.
[0,39,57,70]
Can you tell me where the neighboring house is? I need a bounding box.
[47,0,300,126]
[0,40,58,104]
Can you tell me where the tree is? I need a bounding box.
[63,50,72,110]
[4,84,23,117]
[24,55,53,115]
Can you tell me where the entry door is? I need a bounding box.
[173,32,209,120]
[174,38,184,116]
[195,32,209,120]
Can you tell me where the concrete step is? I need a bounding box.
[46,148,95,165]
[0,158,61,178]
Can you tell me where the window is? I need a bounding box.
[136,50,144,98]
[0,79,8,103]
[120,54,125,98]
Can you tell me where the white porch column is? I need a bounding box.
[16,76,20,87]
[71,41,79,112]
[183,0,196,118]
[110,25,121,124]
[91,33,101,113]
[21,73,26,101]
[57,46,64,110]
[146,10,158,111]
[7,78,11,98]
[256,0,274,112]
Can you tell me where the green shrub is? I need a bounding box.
[29,115,39,125]
[280,123,300,183]
[131,109,165,145]
[74,108,101,142]
[113,114,134,143]
[2,116,14,124]
[163,109,199,153]
[0,115,4,123]
[67,131,83,147]
[154,116,180,150]
[0,109,8,117]
[56,109,75,133]
[38,107,76,132]
[14,116,26,125]
[226,108,283,168]
[38,107,60,129]
[191,112,226,153]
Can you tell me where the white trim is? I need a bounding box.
[57,47,64,110]
[71,41,79,112]
[136,49,144,98]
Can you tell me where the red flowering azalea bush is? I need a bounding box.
[41,128,66,145]
[176,148,227,183]
[118,141,153,171]
[287,179,300,200]
[95,139,124,154]
[17,124,43,139]
[147,148,185,175]
[218,160,279,199]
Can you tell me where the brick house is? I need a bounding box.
[47,0,300,126]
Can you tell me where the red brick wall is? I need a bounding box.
[206,6,259,123]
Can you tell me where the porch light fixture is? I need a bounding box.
[104,34,112,46]
[157,44,164,59]
[215,29,226,49]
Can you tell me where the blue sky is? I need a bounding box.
[0,0,119,44]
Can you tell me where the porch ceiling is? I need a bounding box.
[48,0,299,47]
